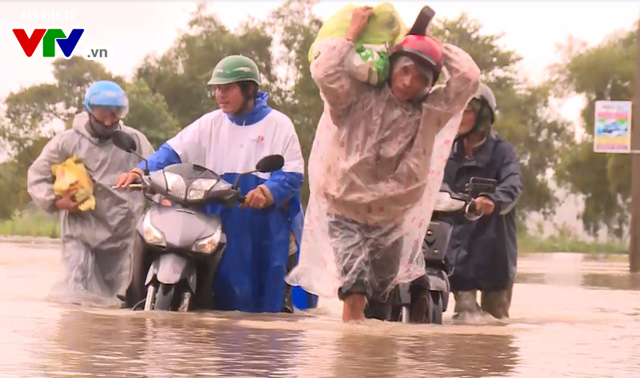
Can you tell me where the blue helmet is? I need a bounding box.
[83,80,129,118]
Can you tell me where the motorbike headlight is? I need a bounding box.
[192,227,223,254]
[187,178,219,201]
[142,212,166,247]
[434,192,466,212]
[164,172,186,199]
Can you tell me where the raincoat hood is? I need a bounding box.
[73,111,121,142]
[226,91,272,126]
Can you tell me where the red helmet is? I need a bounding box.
[390,35,443,83]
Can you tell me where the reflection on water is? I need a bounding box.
[50,311,311,377]
[1,245,640,377]
[331,332,400,378]
[517,252,640,291]
[517,272,640,291]
[581,272,640,291]
[54,311,147,376]
[39,311,524,378]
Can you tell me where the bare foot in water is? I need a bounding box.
[342,294,366,323]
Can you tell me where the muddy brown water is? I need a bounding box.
[1,243,639,377]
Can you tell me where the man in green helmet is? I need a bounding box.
[116,55,318,313]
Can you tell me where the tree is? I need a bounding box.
[0,136,51,218]
[553,28,637,237]
[431,14,571,221]
[135,3,276,129]
[261,0,323,206]
[1,84,62,153]
[123,79,180,149]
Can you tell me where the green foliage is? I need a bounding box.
[0,207,60,238]
[135,3,277,128]
[260,0,323,207]
[123,79,180,149]
[518,233,627,254]
[432,14,521,82]
[2,84,62,151]
[0,137,52,219]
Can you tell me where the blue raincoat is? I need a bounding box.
[137,92,318,312]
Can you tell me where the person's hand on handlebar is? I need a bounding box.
[114,168,143,189]
[239,186,273,210]
[473,196,495,216]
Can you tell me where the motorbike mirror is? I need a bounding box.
[255,155,284,173]
[111,130,150,175]
[232,155,285,190]
[112,130,137,153]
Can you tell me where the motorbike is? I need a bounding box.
[389,177,498,324]
[111,130,285,311]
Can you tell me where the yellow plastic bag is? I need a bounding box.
[308,3,407,85]
[51,156,96,211]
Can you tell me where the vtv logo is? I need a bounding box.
[13,28,95,59]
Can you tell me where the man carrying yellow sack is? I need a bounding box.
[27,81,154,307]
[287,5,480,322]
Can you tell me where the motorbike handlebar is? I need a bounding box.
[464,199,483,221]
[114,183,247,206]
[112,184,143,191]
[467,199,477,214]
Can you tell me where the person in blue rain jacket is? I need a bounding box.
[116,55,318,313]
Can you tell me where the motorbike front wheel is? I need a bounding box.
[144,283,191,311]
[154,283,176,310]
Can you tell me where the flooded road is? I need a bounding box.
[1,242,639,377]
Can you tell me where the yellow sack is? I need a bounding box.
[51,156,96,211]
[308,3,407,85]
[309,3,407,61]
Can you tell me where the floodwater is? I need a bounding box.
[1,243,640,377]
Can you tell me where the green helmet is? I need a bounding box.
[207,55,261,86]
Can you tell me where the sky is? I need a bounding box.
[1,1,638,100]
[1,0,639,238]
